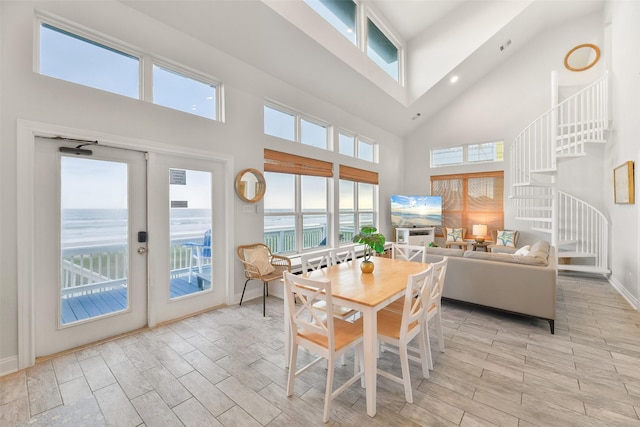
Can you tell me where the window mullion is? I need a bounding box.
[141,55,153,103]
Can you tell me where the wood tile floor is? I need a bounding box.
[2,273,640,426]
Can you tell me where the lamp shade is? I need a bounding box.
[472,224,487,237]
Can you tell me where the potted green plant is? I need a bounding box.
[352,226,386,273]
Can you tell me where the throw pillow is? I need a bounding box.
[245,247,276,275]
[514,245,531,256]
[446,227,464,242]
[496,230,516,247]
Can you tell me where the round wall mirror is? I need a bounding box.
[235,168,266,203]
[564,43,600,72]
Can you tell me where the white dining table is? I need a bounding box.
[283,256,430,417]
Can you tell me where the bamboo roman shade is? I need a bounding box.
[264,149,333,177]
[339,165,379,185]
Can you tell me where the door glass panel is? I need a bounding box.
[60,157,129,325]
[169,169,212,298]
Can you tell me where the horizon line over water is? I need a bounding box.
[61,208,212,247]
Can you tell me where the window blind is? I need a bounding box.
[339,165,378,184]
[431,171,504,238]
[264,149,333,177]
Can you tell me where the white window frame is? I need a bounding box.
[35,12,223,121]
[35,13,143,99]
[151,58,223,121]
[264,173,331,254]
[337,129,378,163]
[338,179,378,245]
[431,140,504,168]
[264,101,331,151]
[362,10,403,83]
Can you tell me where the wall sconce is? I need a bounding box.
[472,224,487,243]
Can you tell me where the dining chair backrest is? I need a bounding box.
[283,271,336,352]
[399,265,433,341]
[300,249,333,272]
[392,243,427,263]
[428,257,448,307]
[330,245,357,264]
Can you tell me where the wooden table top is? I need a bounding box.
[304,256,429,307]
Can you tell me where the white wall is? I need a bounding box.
[604,0,640,305]
[0,1,404,368]
[403,11,607,246]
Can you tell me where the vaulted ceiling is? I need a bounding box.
[122,0,603,137]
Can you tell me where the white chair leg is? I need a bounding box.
[417,330,430,378]
[287,344,298,396]
[399,344,413,404]
[436,310,445,353]
[323,358,335,423]
[424,326,434,371]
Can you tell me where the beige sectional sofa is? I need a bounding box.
[425,241,557,333]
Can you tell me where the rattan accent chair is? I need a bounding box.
[237,243,291,316]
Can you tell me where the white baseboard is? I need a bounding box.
[0,356,19,377]
[609,276,639,311]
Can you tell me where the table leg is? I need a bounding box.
[362,308,377,417]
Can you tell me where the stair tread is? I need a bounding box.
[557,251,596,258]
[515,217,552,222]
[557,264,610,274]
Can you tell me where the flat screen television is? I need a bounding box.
[391,195,443,228]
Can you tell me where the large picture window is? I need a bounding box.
[264,150,332,254]
[430,171,504,239]
[339,165,379,244]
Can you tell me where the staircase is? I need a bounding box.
[510,72,610,275]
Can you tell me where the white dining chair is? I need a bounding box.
[364,265,433,403]
[424,257,449,369]
[300,250,333,272]
[283,271,364,423]
[330,245,357,264]
[392,243,427,263]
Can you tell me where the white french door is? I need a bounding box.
[34,138,148,357]
[147,153,226,325]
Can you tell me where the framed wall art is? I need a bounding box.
[614,161,634,204]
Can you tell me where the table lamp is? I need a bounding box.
[472,224,487,243]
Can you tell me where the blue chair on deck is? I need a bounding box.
[185,229,211,286]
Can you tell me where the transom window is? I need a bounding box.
[264,104,329,150]
[431,141,504,167]
[39,23,140,99]
[304,0,402,83]
[304,0,356,44]
[37,17,222,121]
[367,18,398,81]
[152,64,217,120]
[338,131,377,163]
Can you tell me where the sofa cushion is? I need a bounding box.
[514,245,531,256]
[463,250,548,266]
[426,247,464,257]
[495,230,517,247]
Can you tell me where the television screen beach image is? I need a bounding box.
[391,195,443,227]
